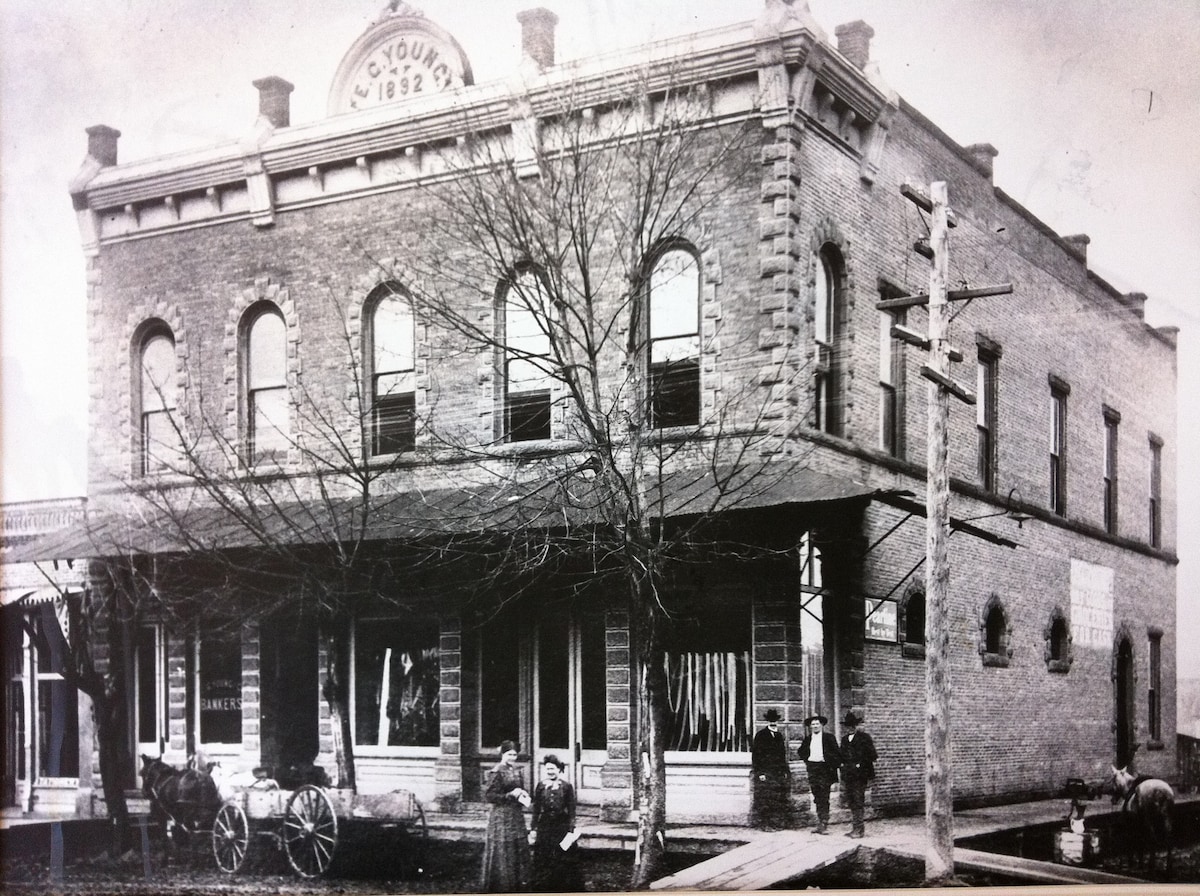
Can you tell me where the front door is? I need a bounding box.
[532,613,607,799]
[134,625,168,759]
[1115,637,1135,767]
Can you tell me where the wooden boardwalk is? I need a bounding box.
[649,831,856,890]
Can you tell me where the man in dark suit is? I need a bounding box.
[797,713,841,834]
[839,710,878,838]
[750,708,793,830]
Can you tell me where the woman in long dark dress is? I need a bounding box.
[529,754,581,892]
[481,740,531,892]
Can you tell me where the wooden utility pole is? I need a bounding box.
[923,180,954,881]
[887,181,1011,883]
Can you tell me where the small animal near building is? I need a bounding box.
[5,1,1178,828]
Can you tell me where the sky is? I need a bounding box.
[1,0,1197,671]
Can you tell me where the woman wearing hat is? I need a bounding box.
[839,710,877,838]
[797,713,841,834]
[750,708,794,830]
[528,754,582,892]
[480,740,531,892]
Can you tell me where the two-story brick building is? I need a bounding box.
[17,1,1177,824]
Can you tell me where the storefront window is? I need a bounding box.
[480,613,521,748]
[199,635,242,745]
[354,619,439,748]
[664,606,751,752]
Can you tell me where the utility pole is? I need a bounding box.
[887,181,1011,883]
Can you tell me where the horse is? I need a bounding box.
[140,755,222,862]
[1108,765,1174,877]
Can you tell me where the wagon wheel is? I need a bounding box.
[283,785,338,878]
[212,801,250,873]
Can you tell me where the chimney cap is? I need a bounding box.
[85,124,122,167]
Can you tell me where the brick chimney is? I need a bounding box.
[1123,291,1147,319]
[965,143,999,182]
[834,20,874,70]
[1063,233,1090,263]
[517,8,558,70]
[85,125,121,166]
[253,76,295,128]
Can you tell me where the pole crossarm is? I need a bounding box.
[876,284,1013,311]
[919,364,976,405]
[901,181,958,227]
[890,325,964,363]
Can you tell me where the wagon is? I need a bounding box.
[211,783,427,878]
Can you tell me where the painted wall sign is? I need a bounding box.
[865,597,897,643]
[1070,558,1114,649]
[329,10,473,115]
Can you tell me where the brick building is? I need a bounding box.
[17,1,1178,824]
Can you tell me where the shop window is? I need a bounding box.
[1043,608,1072,674]
[353,618,439,749]
[243,303,289,463]
[366,284,416,455]
[502,267,554,442]
[138,326,181,475]
[198,634,242,746]
[1049,378,1069,516]
[647,244,700,428]
[663,606,750,752]
[899,589,925,659]
[813,246,846,436]
[979,596,1011,668]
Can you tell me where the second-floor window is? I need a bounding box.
[139,329,179,474]
[648,245,700,428]
[367,286,416,455]
[878,308,905,458]
[1103,407,1120,535]
[1149,435,1163,548]
[976,346,999,491]
[245,304,289,463]
[503,268,553,442]
[813,247,845,436]
[1049,380,1068,516]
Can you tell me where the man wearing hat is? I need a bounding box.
[797,713,841,834]
[839,710,878,838]
[750,708,793,830]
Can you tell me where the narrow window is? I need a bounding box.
[1045,608,1072,673]
[1147,631,1162,742]
[368,287,416,455]
[135,624,169,754]
[198,633,242,746]
[503,268,553,442]
[648,246,700,428]
[140,330,180,474]
[1104,407,1120,535]
[480,611,522,748]
[813,248,844,436]
[1149,435,1163,548]
[980,597,1010,668]
[976,345,999,491]
[246,306,289,462]
[879,307,906,458]
[901,590,925,659]
[1049,380,1069,516]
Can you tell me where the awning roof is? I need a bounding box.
[5,466,899,564]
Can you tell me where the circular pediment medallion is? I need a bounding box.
[328,7,473,115]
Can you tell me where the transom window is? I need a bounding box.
[648,245,700,428]
[367,286,416,455]
[245,305,289,462]
[502,268,554,442]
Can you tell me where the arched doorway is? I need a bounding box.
[1114,636,1135,768]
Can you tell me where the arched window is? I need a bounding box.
[813,246,845,436]
[647,245,700,428]
[1044,609,1072,673]
[367,285,415,455]
[900,589,925,658]
[502,267,553,442]
[139,328,179,474]
[244,304,289,462]
[980,596,1011,668]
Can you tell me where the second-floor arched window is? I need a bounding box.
[648,244,700,428]
[814,246,846,437]
[502,267,554,442]
[244,304,289,463]
[139,327,178,474]
[367,285,416,455]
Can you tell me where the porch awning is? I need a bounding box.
[5,464,902,564]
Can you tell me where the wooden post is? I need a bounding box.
[924,180,954,882]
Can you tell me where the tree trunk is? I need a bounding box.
[93,688,133,855]
[630,578,669,888]
[321,621,356,790]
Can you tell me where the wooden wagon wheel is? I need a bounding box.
[212,801,250,873]
[283,785,338,877]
